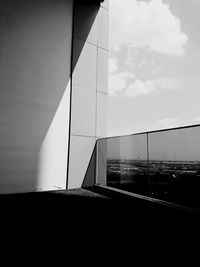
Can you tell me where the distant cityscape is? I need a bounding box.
[107,159,200,209]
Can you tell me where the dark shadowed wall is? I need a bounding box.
[68,0,108,188]
[0,0,73,193]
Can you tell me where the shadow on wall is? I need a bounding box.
[82,143,97,188]
[0,0,100,194]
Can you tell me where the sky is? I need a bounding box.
[107,127,200,161]
[108,0,200,137]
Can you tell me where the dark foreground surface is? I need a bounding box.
[1,187,199,224]
[0,187,200,261]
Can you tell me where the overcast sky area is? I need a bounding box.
[108,0,200,137]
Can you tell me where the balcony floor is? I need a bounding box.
[0,186,199,250]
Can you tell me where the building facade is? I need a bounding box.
[0,0,108,194]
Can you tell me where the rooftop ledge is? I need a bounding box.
[93,185,200,216]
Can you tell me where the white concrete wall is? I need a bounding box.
[68,0,109,189]
[0,0,73,193]
[0,0,108,193]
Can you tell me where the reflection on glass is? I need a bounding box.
[148,127,200,209]
[96,126,200,210]
[97,134,149,196]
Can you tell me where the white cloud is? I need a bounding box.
[108,57,130,95]
[138,59,148,67]
[157,117,180,128]
[124,79,156,97]
[108,56,158,97]
[110,0,188,56]
[108,56,135,96]
[192,116,200,124]
[108,56,181,98]
[155,78,181,90]
[109,57,118,74]
[108,71,134,96]
[109,73,181,97]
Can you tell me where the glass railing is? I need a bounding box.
[96,125,200,210]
